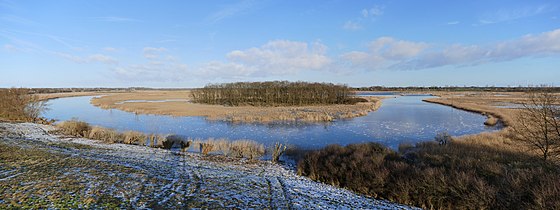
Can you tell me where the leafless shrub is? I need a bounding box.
[0,88,48,121]
[512,86,560,161]
[434,132,452,145]
[200,142,214,155]
[271,142,287,163]
[297,140,560,209]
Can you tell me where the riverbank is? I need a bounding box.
[89,91,382,123]
[422,91,530,127]
[0,122,413,209]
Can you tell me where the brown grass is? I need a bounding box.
[56,120,91,137]
[88,126,122,143]
[297,138,560,209]
[123,131,147,145]
[90,90,381,123]
[230,140,265,160]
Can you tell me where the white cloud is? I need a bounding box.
[103,47,119,52]
[143,47,167,59]
[393,28,560,70]
[368,37,428,60]
[362,6,384,18]
[55,52,118,64]
[113,62,189,81]
[343,21,363,30]
[446,21,460,25]
[225,40,332,76]
[478,5,551,25]
[88,54,118,64]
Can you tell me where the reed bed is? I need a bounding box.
[55,120,270,161]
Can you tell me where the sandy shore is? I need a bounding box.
[0,122,414,209]
[89,90,382,123]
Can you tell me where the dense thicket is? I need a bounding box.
[0,88,46,121]
[191,81,358,106]
[297,141,560,209]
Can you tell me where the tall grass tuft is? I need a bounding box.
[230,140,265,160]
[88,126,122,143]
[123,131,147,145]
[56,120,91,137]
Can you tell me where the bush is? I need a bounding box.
[434,132,452,145]
[297,141,560,209]
[56,120,91,137]
[271,142,287,163]
[0,88,47,121]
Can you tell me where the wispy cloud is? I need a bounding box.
[478,5,552,25]
[91,16,139,22]
[342,21,363,30]
[340,28,560,71]
[112,48,189,81]
[103,47,119,52]
[446,21,460,25]
[206,0,257,23]
[0,15,38,25]
[362,5,384,18]
[143,47,167,59]
[55,52,118,65]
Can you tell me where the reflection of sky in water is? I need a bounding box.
[42,95,499,150]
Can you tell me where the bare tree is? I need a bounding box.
[512,86,560,161]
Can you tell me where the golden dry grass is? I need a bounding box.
[90,90,382,123]
[35,91,111,101]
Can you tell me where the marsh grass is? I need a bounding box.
[230,140,265,160]
[88,127,122,143]
[191,138,264,160]
[56,120,91,137]
[123,131,147,145]
[297,136,560,209]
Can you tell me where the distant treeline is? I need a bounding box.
[0,87,191,94]
[356,86,560,92]
[191,81,358,106]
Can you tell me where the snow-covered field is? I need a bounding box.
[0,123,416,209]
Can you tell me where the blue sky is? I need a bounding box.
[1,0,559,88]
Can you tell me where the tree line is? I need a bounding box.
[191,81,359,106]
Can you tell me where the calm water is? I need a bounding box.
[42,95,499,149]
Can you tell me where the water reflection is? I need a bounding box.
[42,95,498,149]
